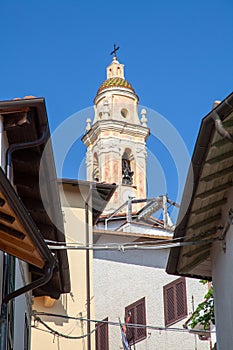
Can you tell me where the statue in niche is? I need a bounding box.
[122,159,134,185]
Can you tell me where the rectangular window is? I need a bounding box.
[163,277,187,327]
[125,297,146,345]
[96,318,108,350]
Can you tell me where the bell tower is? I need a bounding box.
[82,48,150,212]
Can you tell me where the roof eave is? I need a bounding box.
[59,179,117,224]
[0,97,71,298]
[166,92,233,277]
[0,166,55,268]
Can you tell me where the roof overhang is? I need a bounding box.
[0,167,54,268]
[0,98,70,298]
[59,179,117,223]
[94,228,173,241]
[166,92,233,280]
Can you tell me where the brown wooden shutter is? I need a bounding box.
[125,297,146,345]
[164,278,187,327]
[164,285,176,325]
[96,318,108,350]
[136,300,146,339]
[176,279,187,318]
[126,306,135,344]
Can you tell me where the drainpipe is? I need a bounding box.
[85,184,92,350]
[6,126,48,181]
[1,126,50,349]
[212,111,233,144]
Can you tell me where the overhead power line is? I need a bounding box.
[33,315,96,340]
[33,312,215,336]
[47,239,215,251]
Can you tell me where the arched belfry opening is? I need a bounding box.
[122,149,134,185]
[93,153,99,182]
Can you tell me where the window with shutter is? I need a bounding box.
[95,318,108,350]
[163,277,187,327]
[125,297,146,345]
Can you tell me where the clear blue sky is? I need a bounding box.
[1,0,233,213]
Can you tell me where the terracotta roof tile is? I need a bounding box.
[97,77,135,94]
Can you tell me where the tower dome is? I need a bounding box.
[94,54,137,104]
[97,77,135,95]
[93,51,140,126]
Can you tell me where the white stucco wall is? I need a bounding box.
[94,248,210,350]
[212,223,233,350]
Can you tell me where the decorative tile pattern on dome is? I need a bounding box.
[97,77,135,94]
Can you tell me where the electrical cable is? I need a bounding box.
[33,312,215,335]
[33,315,96,340]
[45,231,221,250]
[45,236,182,246]
[47,238,216,251]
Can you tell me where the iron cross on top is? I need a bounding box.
[110,43,120,59]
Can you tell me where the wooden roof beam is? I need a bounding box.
[188,214,221,230]
[179,250,210,274]
[206,150,233,164]
[0,222,25,240]
[191,198,227,215]
[201,166,233,182]
[185,226,218,242]
[196,181,232,199]
[182,243,212,258]
[0,230,34,252]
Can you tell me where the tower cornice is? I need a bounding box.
[82,119,150,147]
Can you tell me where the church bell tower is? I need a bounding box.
[82,47,150,212]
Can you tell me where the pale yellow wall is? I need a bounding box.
[31,183,95,350]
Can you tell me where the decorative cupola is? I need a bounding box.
[82,46,150,212]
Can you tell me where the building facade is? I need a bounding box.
[82,53,211,349]
[0,97,70,350]
[167,92,233,349]
[31,179,116,350]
